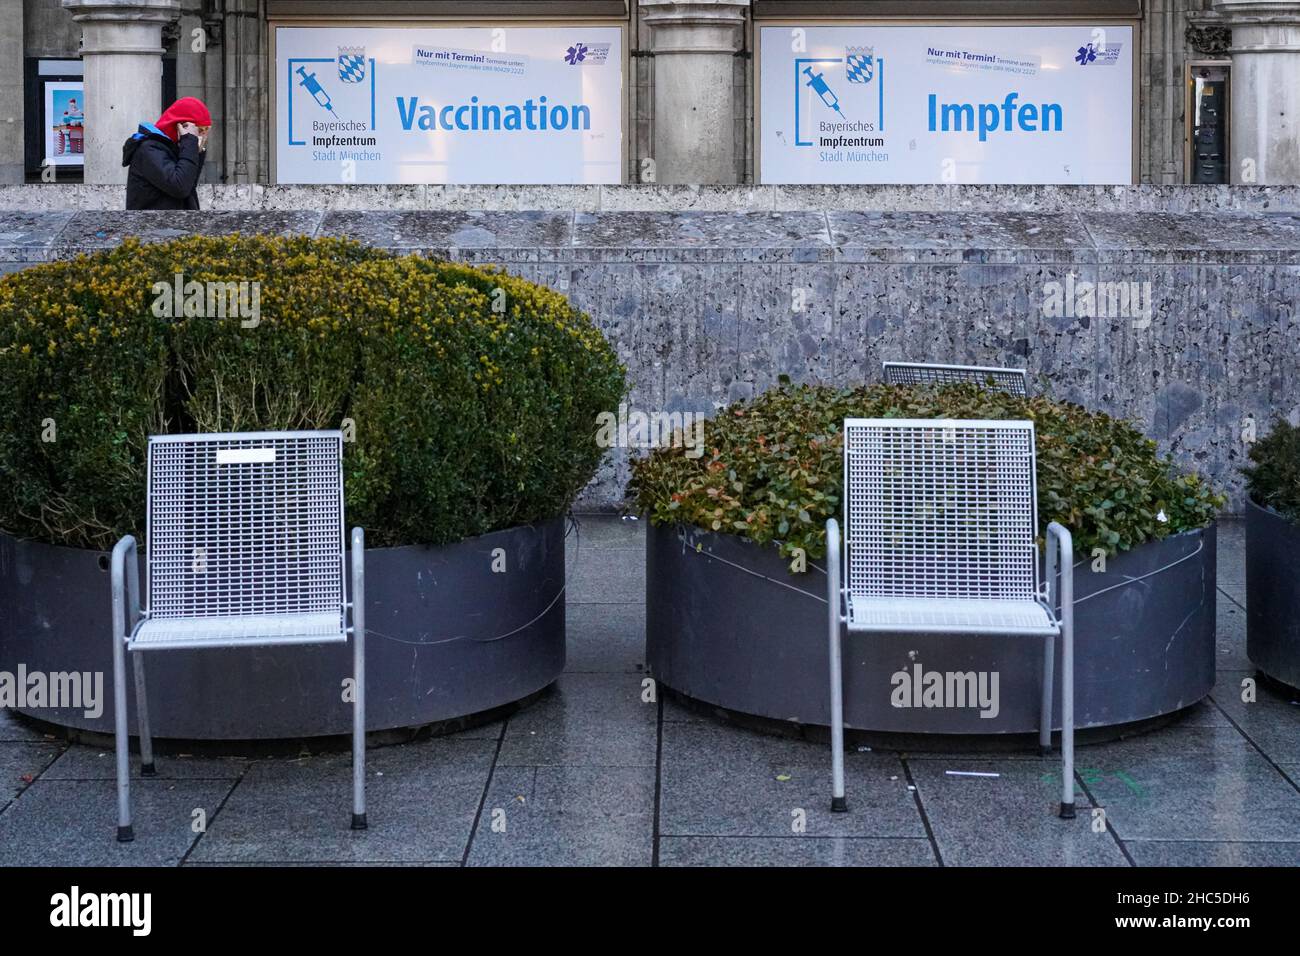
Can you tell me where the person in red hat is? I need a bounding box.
[122,97,212,210]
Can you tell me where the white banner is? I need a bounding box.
[275,26,623,184]
[759,24,1134,184]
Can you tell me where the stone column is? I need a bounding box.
[1213,0,1300,184]
[61,0,181,185]
[640,0,749,184]
[0,0,22,182]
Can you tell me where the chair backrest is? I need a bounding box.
[842,418,1039,602]
[146,431,346,621]
[882,361,1028,397]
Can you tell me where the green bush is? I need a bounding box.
[630,380,1223,565]
[0,235,626,550]
[1244,417,1300,522]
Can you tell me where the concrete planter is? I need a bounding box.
[646,522,1217,735]
[1246,499,1300,690]
[0,519,566,739]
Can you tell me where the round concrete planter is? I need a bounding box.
[1246,499,1300,690]
[646,522,1217,735]
[0,518,566,739]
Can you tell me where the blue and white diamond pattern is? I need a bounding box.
[845,53,874,83]
[338,52,366,83]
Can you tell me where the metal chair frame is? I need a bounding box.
[882,361,1029,397]
[825,418,1075,818]
[110,430,367,842]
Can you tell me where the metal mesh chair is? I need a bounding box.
[825,418,1076,817]
[110,431,367,842]
[882,361,1029,397]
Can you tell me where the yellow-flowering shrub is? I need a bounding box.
[0,235,626,549]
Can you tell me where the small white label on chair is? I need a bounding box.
[216,448,276,465]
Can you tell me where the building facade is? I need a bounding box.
[1,0,1296,186]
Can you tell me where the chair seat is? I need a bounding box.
[845,595,1059,635]
[129,612,348,651]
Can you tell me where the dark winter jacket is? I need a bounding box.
[122,123,205,210]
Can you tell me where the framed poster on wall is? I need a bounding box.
[758,22,1138,184]
[43,81,85,168]
[272,24,626,184]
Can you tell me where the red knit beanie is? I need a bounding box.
[155,97,213,142]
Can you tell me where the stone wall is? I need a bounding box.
[3,182,1300,212]
[23,0,78,57]
[2,201,1297,512]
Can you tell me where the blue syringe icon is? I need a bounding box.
[802,66,846,120]
[295,65,340,120]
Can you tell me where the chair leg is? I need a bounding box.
[830,627,847,813]
[826,519,847,813]
[1045,522,1077,820]
[1059,616,1076,819]
[351,626,367,830]
[1039,632,1055,757]
[110,535,135,843]
[351,527,367,831]
[113,639,133,842]
[132,653,155,776]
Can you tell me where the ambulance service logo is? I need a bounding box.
[564,40,611,65]
[1075,36,1123,68]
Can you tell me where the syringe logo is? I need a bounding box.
[295,65,340,119]
[802,67,847,120]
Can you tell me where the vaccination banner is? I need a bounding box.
[275,26,623,184]
[759,24,1134,184]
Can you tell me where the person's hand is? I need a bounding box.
[176,122,200,141]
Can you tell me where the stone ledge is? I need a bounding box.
[4,209,1300,265]
[3,183,1300,214]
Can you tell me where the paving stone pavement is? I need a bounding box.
[1,515,1297,867]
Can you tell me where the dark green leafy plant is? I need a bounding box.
[630,380,1223,565]
[0,235,626,549]
[1244,417,1300,522]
